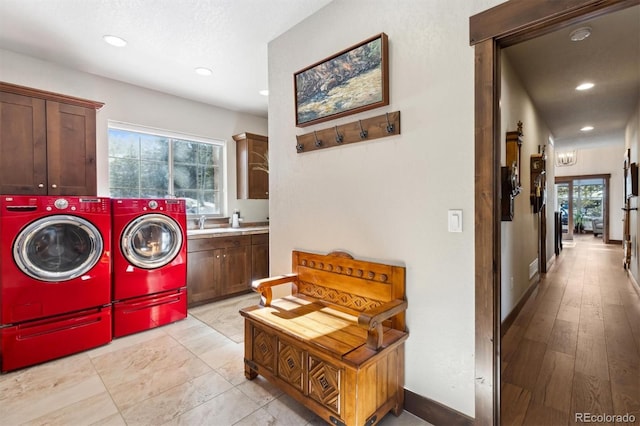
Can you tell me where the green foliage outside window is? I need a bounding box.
[108,127,224,215]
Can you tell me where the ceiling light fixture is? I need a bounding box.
[576,82,594,91]
[581,126,594,132]
[557,150,577,167]
[569,27,592,42]
[195,67,213,76]
[103,35,127,47]
[259,89,269,96]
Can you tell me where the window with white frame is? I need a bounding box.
[108,123,225,216]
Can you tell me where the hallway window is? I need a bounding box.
[555,175,609,239]
[574,179,604,230]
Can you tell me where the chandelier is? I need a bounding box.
[556,150,577,167]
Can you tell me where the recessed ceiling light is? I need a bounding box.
[581,126,594,132]
[103,35,127,47]
[259,89,269,96]
[570,27,592,42]
[576,82,594,91]
[195,67,213,76]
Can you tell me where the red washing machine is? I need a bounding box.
[0,196,112,372]
[111,198,187,337]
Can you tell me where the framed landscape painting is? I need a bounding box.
[294,33,389,127]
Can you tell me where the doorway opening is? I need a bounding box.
[470,1,637,424]
[555,174,610,243]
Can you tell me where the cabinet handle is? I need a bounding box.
[51,184,58,188]
[216,255,220,258]
[38,183,44,188]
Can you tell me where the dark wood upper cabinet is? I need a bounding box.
[233,132,269,199]
[0,91,47,195]
[0,82,103,196]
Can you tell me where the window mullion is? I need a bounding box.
[168,139,174,197]
[138,135,143,198]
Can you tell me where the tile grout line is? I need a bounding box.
[87,349,129,425]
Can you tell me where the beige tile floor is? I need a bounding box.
[0,293,430,426]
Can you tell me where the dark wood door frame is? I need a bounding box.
[470,1,638,424]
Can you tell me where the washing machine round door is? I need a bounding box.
[121,214,183,269]
[13,215,104,282]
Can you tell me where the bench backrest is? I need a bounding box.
[292,250,406,331]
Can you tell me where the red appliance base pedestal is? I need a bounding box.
[0,306,112,372]
[113,288,187,338]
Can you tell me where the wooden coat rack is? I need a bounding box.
[295,111,400,153]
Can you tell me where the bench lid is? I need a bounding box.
[241,296,369,358]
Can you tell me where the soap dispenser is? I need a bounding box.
[231,209,240,228]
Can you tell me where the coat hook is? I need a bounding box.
[313,131,323,147]
[334,126,343,144]
[385,112,394,133]
[358,120,368,139]
[295,135,304,152]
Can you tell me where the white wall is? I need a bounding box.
[268,0,504,416]
[500,54,555,321]
[555,144,625,241]
[625,100,640,281]
[0,48,269,222]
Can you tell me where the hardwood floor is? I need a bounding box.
[501,235,640,425]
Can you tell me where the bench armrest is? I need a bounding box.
[252,274,298,306]
[358,299,407,350]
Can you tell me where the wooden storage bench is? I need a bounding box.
[240,250,408,426]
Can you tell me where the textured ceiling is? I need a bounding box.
[504,5,640,149]
[0,0,333,117]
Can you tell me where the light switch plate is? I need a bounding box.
[448,209,463,232]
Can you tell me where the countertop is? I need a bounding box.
[186,226,269,239]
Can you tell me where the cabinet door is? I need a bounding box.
[0,92,47,194]
[252,243,269,281]
[46,101,97,195]
[248,138,269,199]
[235,133,268,200]
[187,248,222,306]
[222,245,252,294]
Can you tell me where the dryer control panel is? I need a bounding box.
[2,196,110,214]
[45,197,109,213]
[112,198,186,214]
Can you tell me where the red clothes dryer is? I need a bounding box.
[111,198,187,337]
[0,196,112,372]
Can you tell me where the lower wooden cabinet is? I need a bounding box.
[186,248,221,305]
[251,233,269,281]
[221,244,252,295]
[187,233,268,307]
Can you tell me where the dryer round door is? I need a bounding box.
[13,215,104,282]
[121,214,183,269]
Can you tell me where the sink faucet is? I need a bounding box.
[198,215,206,230]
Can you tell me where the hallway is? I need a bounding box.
[501,235,640,425]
